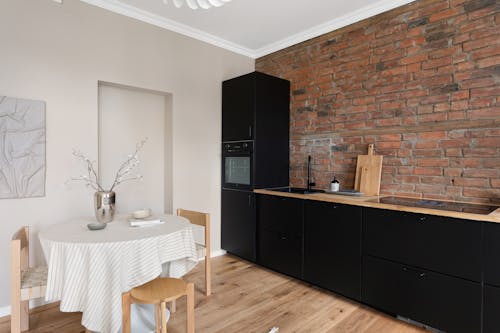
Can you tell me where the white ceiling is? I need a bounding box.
[80,0,415,58]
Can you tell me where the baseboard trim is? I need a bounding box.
[0,301,59,323]
[211,249,227,258]
[0,305,10,323]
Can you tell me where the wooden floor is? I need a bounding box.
[0,255,426,333]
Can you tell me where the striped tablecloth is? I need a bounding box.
[39,215,198,333]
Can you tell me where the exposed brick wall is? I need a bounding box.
[256,0,500,204]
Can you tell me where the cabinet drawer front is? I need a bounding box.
[257,195,303,235]
[484,284,500,333]
[362,256,481,333]
[484,222,500,287]
[363,208,481,281]
[257,230,302,279]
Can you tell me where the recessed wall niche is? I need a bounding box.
[98,82,173,214]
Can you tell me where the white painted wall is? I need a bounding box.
[0,0,254,311]
[98,83,170,215]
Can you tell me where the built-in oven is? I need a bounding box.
[222,141,253,190]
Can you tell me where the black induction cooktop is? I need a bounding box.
[374,196,498,215]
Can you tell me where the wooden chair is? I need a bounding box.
[176,209,211,296]
[122,278,194,333]
[10,226,47,333]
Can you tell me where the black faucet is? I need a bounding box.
[307,155,316,193]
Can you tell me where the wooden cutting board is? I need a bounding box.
[354,144,383,196]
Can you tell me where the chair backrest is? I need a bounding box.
[177,209,210,251]
[11,227,29,272]
[11,226,29,292]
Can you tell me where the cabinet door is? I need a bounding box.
[257,195,303,235]
[363,208,481,281]
[221,189,256,262]
[258,230,302,279]
[222,74,254,141]
[484,284,500,333]
[484,222,500,287]
[362,256,481,333]
[257,194,303,278]
[303,201,361,300]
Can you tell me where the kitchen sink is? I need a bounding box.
[267,187,325,195]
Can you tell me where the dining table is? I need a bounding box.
[38,214,198,333]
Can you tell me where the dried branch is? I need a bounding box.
[68,138,147,192]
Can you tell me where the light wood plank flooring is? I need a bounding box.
[0,255,426,332]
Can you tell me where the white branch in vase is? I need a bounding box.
[68,138,147,192]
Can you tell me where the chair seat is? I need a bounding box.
[20,266,47,301]
[195,242,206,258]
[131,278,188,304]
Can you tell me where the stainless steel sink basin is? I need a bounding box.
[267,187,325,195]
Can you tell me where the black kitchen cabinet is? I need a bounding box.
[222,73,254,141]
[484,222,500,287]
[257,194,303,279]
[222,72,290,189]
[363,208,482,281]
[222,72,290,143]
[363,256,481,333]
[484,284,500,333]
[258,194,303,235]
[258,230,302,279]
[221,189,256,262]
[303,201,362,300]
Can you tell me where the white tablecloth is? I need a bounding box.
[38,215,198,333]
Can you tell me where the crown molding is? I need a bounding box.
[79,0,415,59]
[253,0,416,58]
[79,0,256,58]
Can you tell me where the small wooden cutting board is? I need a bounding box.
[354,144,383,196]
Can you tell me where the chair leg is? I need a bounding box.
[186,283,195,333]
[20,300,29,331]
[161,302,167,333]
[170,299,176,313]
[205,255,211,296]
[10,299,20,333]
[155,304,161,333]
[122,292,131,333]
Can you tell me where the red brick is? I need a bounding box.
[429,8,461,22]
[418,131,447,140]
[401,53,428,65]
[416,158,450,167]
[453,178,489,187]
[463,169,498,178]
[444,168,463,177]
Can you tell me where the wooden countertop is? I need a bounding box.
[254,189,500,224]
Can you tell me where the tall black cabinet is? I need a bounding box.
[221,72,290,262]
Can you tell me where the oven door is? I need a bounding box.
[222,153,252,190]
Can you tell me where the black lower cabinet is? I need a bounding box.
[484,222,500,286]
[257,194,303,279]
[303,201,362,300]
[363,208,481,282]
[221,189,256,262]
[484,285,500,333]
[362,256,481,333]
[258,230,302,279]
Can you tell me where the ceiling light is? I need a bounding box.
[163,0,232,10]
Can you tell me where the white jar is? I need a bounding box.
[330,182,339,192]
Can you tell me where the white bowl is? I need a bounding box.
[132,209,151,219]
